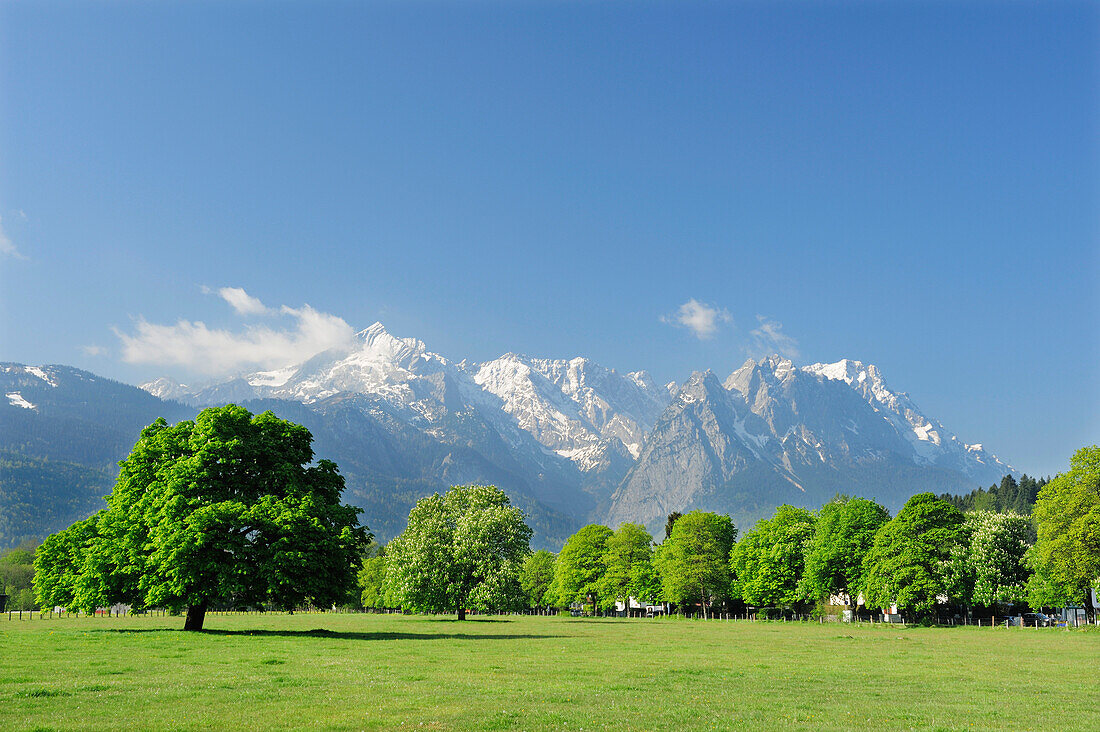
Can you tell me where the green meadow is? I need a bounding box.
[1,612,1097,731]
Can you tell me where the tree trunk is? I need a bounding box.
[183,603,207,631]
[457,606,466,621]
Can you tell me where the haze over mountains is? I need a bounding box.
[2,323,1014,548]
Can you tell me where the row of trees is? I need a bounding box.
[520,495,1025,619]
[940,473,1047,515]
[364,447,1099,621]
[28,403,1098,629]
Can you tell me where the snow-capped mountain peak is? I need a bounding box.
[353,322,439,370]
[804,358,892,404]
[140,376,190,401]
[802,357,1013,479]
[472,352,670,464]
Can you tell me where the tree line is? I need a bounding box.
[940,474,1047,516]
[26,405,1099,629]
[362,447,1100,622]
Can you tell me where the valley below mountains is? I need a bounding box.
[2,323,1014,548]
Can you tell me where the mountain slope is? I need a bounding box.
[0,364,194,548]
[1,363,193,469]
[607,371,805,531]
[470,354,668,501]
[0,450,111,548]
[607,356,1017,536]
[801,358,1013,482]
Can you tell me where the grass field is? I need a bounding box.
[1,612,1097,731]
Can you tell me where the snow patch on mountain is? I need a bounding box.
[6,392,35,409]
[24,366,57,387]
[140,376,191,401]
[247,365,297,388]
[555,444,612,472]
[802,358,1014,479]
[471,353,669,467]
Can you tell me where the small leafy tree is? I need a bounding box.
[655,511,736,618]
[358,545,388,610]
[32,516,99,612]
[946,511,1031,610]
[384,485,532,620]
[550,524,613,614]
[0,542,38,611]
[520,550,556,610]
[33,405,370,630]
[1025,558,1076,611]
[664,512,683,541]
[596,523,656,613]
[799,496,889,609]
[861,493,964,617]
[730,505,816,609]
[1027,446,1100,617]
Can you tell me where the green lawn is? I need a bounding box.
[0,612,1097,730]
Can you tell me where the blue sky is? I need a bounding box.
[1,1,1096,478]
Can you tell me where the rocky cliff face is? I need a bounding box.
[607,356,1015,536]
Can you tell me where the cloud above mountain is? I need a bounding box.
[217,286,271,316]
[661,299,732,339]
[114,288,354,375]
[750,315,800,359]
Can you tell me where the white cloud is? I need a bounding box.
[114,300,355,376]
[81,345,107,357]
[218,286,270,316]
[661,299,732,339]
[0,216,26,259]
[750,316,800,359]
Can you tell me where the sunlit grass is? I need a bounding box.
[1,612,1096,730]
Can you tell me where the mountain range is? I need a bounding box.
[2,323,1014,548]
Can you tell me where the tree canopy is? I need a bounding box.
[596,523,656,612]
[730,504,816,608]
[655,511,736,618]
[799,496,889,608]
[358,544,389,610]
[947,511,1031,608]
[942,474,1046,515]
[861,493,964,616]
[384,484,532,619]
[0,540,38,610]
[1027,446,1100,614]
[551,524,613,613]
[33,405,370,630]
[663,512,683,541]
[520,550,556,609]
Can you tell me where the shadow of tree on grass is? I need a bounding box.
[90,627,565,641]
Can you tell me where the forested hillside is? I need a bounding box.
[0,364,190,547]
[0,451,109,548]
[941,474,1047,515]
